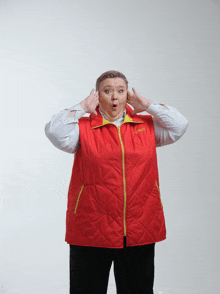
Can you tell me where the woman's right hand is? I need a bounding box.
[80,89,99,116]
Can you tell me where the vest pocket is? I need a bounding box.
[74,185,85,214]
[155,180,163,209]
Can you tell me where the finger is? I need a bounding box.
[90,89,95,97]
[127,93,133,101]
[130,90,136,97]
[132,87,137,94]
[93,110,97,116]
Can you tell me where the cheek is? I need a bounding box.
[99,96,111,107]
[120,95,127,105]
[99,95,107,103]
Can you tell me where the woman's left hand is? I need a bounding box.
[127,88,153,116]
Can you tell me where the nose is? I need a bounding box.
[111,91,118,100]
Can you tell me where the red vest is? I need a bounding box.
[65,105,166,248]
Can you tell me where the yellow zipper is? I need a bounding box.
[117,127,127,237]
[74,185,85,214]
[155,180,163,209]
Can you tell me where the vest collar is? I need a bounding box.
[90,105,144,129]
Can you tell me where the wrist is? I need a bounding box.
[145,99,153,110]
[80,99,87,112]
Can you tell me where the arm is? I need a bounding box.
[147,103,189,147]
[127,88,189,147]
[44,89,99,154]
[45,104,85,154]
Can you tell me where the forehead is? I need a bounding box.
[100,77,126,88]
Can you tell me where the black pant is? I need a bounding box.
[69,240,155,294]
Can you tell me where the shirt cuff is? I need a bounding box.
[146,102,170,115]
[69,103,85,112]
[62,103,86,124]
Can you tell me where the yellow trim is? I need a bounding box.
[91,118,114,129]
[91,114,143,129]
[91,124,104,129]
[123,114,143,124]
[123,115,134,124]
[74,185,85,214]
[117,127,127,237]
[155,180,163,209]
[103,118,114,125]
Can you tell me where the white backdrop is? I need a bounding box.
[0,0,220,293]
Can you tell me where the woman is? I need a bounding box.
[45,70,188,294]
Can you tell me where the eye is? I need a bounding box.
[119,90,124,93]
[105,90,110,93]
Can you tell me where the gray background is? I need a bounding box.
[0,0,220,293]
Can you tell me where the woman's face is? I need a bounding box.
[98,78,127,122]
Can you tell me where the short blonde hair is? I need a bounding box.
[96,70,128,91]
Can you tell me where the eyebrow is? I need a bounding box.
[104,85,125,88]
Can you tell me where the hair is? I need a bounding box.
[96,70,128,91]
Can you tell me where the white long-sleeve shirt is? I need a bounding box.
[45,102,189,154]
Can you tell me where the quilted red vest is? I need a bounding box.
[65,105,166,248]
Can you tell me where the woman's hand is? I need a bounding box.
[80,89,99,116]
[127,88,153,116]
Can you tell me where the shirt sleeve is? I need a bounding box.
[44,103,86,154]
[146,102,189,147]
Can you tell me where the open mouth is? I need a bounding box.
[112,104,117,110]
